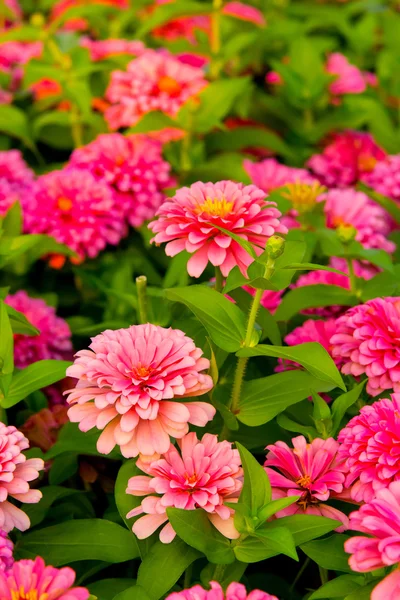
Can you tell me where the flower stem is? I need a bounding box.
[136,275,148,324]
[290,557,310,593]
[346,256,357,296]
[71,104,83,149]
[183,564,193,588]
[212,563,226,582]
[214,267,224,293]
[210,0,223,79]
[180,130,192,172]
[319,566,329,585]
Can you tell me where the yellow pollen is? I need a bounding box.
[115,155,125,166]
[11,587,48,600]
[186,473,198,485]
[195,197,234,218]
[281,181,326,214]
[296,474,312,488]
[57,196,73,212]
[357,154,377,173]
[158,76,181,95]
[134,364,152,378]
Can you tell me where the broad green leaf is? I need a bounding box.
[258,496,300,521]
[165,286,247,352]
[137,538,201,600]
[49,453,79,485]
[274,285,357,322]
[361,267,400,301]
[127,111,181,134]
[301,534,353,572]
[23,486,82,528]
[0,300,14,378]
[14,519,140,565]
[331,381,366,435]
[6,304,39,336]
[344,582,377,600]
[45,422,120,460]
[267,515,340,546]
[1,202,22,236]
[167,507,235,564]
[237,343,346,391]
[113,585,150,600]
[206,127,297,161]
[89,578,137,600]
[277,413,317,439]
[309,575,365,599]
[228,288,281,346]
[238,371,334,426]
[233,527,298,563]
[0,105,33,144]
[211,224,257,259]
[1,360,72,408]
[236,442,271,516]
[358,182,400,225]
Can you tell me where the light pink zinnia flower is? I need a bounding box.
[0,150,34,185]
[326,53,366,96]
[338,394,400,502]
[105,50,207,130]
[264,435,349,530]
[244,158,316,193]
[0,532,13,572]
[80,38,145,61]
[149,180,286,277]
[23,168,126,261]
[0,42,42,72]
[66,324,215,460]
[362,154,400,204]
[307,130,386,188]
[69,133,175,227]
[0,557,89,600]
[126,432,242,542]
[321,188,394,252]
[331,297,400,396]
[0,423,43,532]
[5,291,72,369]
[166,581,278,600]
[222,2,266,26]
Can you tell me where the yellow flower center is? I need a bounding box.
[357,154,377,173]
[133,364,152,379]
[281,181,326,214]
[11,587,48,600]
[296,474,312,489]
[57,196,73,212]
[185,473,198,485]
[158,76,181,96]
[195,197,234,218]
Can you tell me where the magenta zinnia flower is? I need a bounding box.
[126,432,242,542]
[0,150,34,185]
[0,423,43,532]
[5,291,72,369]
[69,133,175,227]
[149,180,286,277]
[80,38,145,61]
[282,318,337,357]
[23,168,126,261]
[326,53,366,97]
[0,531,13,572]
[338,394,400,502]
[330,297,400,396]
[66,324,214,460]
[307,130,386,188]
[244,158,315,193]
[362,154,400,204]
[264,435,349,530]
[105,50,207,130]
[223,2,265,26]
[0,557,88,600]
[166,581,278,600]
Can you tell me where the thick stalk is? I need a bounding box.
[212,563,226,582]
[214,267,224,293]
[319,566,329,585]
[136,276,148,324]
[210,0,223,79]
[345,256,357,296]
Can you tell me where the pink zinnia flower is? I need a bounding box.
[338,394,400,502]
[149,180,286,277]
[0,423,43,532]
[0,557,88,600]
[244,286,283,314]
[23,168,126,261]
[244,158,316,193]
[0,179,23,218]
[0,42,42,72]
[321,188,394,252]
[166,581,278,600]
[66,324,215,460]
[5,0,22,20]
[5,291,72,369]
[126,432,242,542]
[105,50,207,130]
[222,2,266,26]
[0,150,34,185]
[69,133,175,227]
[284,318,337,355]
[331,297,400,396]
[326,53,366,96]
[264,435,349,530]
[307,130,386,188]
[265,71,283,86]
[362,154,400,204]
[80,38,145,61]
[0,532,13,572]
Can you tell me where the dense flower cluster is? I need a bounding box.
[244,158,316,193]
[0,532,13,573]
[166,582,278,600]
[362,154,400,203]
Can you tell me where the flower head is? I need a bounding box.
[0,150,34,185]
[281,181,326,214]
[264,435,348,530]
[0,556,89,600]
[80,38,145,61]
[307,131,386,188]
[5,291,72,369]
[283,318,337,356]
[362,154,400,204]
[0,531,13,572]
[23,168,126,261]
[166,581,278,600]
[244,286,283,314]
[126,432,242,543]
[105,50,207,130]
[66,324,215,460]
[338,394,400,502]
[244,158,315,193]
[330,297,400,396]
[326,53,366,96]
[222,2,265,26]
[21,406,69,452]
[0,423,43,532]
[149,180,286,277]
[69,133,175,227]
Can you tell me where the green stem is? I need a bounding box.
[214,267,224,293]
[304,108,314,130]
[346,256,357,296]
[212,563,226,582]
[183,564,193,589]
[180,130,192,172]
[319,566,329,585]
[290,557,310,593]
[210,0,223,79]
[136,276,148,324]
[71,104,83,149]
[230,356,248,415]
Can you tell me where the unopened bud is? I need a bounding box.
[30,12,45,27]
[336,223,357,244]
[266,235,285,259]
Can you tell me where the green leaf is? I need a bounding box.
[6,304,40,336]
[344,582,377,600]
[165,286,247,352]
[358,182,400,225]
[233,526,298,563]
[277,413,317,439]
[49,453,79,485]
[23,486,82,528]
[137,538,201,600]
[211,223,257,259]
[1,202,22,236]
[258,496,300,521]
[301,534,353,572]
[0,105,33,144]
[236,442,271,517]
[14,519,140,565]
[207,127,297,161]
[0,300,14,378]
[228,288,281,346]
[135,1,207,36]
[113,585,151,600]
[167,508,235,564]
[1,360,72,408]
[45,422,120,460]
[89,578,137,600]
[127,111,181,134]
[237,343,346,391]
[267,515,340,546]
[115,460,142,531]
[309,575,365,599]
[274,285,357,322]
[331,381,367,435]
[237,371,334,426]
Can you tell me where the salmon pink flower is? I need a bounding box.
[66,324,214,460]
[0,557,88,600]
[0,423,43,532]
[223,2,265,26]
[69,133,175,227]
[338,394,400,502]
[21,406,69,453]
[80,38,145,61]
[0,532,13,572]
[5,291,72,369]
[244,158,315,193]
[362,155,400,204]
[105,50,207,130]
[264,435,349,530]
[166,582,278,600]
[330,297,400,396]
[326,53,366,97]
[126,432,242,543]
[149,180,286,277]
